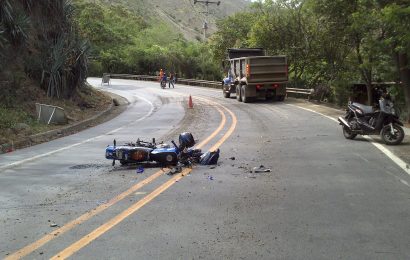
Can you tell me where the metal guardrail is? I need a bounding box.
[106,74,314,98]
[286,87,315,100]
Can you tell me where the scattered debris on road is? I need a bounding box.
[167,166,182,175]
[252,165,271,173]
[136,166,144,174]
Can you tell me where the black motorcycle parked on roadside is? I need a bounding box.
[338,95,405,145]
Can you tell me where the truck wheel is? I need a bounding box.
[241,86,249,103]
[223,91,230,98]
[236,85,242,102]
[276,95,285,101]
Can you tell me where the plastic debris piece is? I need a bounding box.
[167,166,182,175]
[136,166,144,174]
[252,165,271,173]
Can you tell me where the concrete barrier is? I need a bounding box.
[35,103,67,125]
[101,73,111,86]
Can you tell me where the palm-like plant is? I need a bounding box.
[38,0,90,98]
[0,0,30,46]
[1,0,89,98]
[41,35,66,98]
[0,0,13,25]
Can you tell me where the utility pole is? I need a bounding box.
[193,0,221,40]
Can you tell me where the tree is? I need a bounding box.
[208,11,256,63]
[382,2,410,122]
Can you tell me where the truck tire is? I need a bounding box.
[276,95,285,101]
[223,91,230,98]
[241,85,249,103]
[236,85,242,102]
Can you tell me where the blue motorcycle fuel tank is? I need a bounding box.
[150,147,179,164]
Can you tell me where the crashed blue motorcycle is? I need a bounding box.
[105,132,219,166]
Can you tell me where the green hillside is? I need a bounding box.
[73,0,235,79]
[95,0,251,41]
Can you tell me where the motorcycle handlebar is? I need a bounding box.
[171,140,178,149]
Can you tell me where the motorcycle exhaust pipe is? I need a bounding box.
[338,117,351,129]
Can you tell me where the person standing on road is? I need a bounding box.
[159,69,164,82]
[169,72,175,88]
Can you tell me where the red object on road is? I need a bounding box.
[188,95,193,109]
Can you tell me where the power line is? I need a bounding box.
[193,0,221,40]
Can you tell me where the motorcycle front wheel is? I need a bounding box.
[381,124,404,145]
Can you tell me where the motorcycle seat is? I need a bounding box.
[351,102,374,115]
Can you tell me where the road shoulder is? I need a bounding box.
[0,91,128,153]
[286,97,410,173]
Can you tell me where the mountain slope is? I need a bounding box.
[98,0,251,41]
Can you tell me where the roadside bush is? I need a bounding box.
[389,84,408,121]
[0,107,32,129]
[331,79,352,107]
[88,60,104,77]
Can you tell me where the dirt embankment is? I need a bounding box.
[0,82,126,153]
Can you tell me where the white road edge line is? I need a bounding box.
[287,104,410,176]
[0,95,154,171]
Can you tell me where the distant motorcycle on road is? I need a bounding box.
[160,79,166,89]
[338,94,405,145]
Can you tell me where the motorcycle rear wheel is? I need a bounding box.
[343,126,357,139]
[381,124,404,145]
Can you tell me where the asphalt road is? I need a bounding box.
[0,78,409,259]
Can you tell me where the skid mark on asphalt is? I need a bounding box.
[4,96,231,260]
[286,103,410,178]
[51,99,237,259]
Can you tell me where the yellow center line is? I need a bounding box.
[51,168,192,260]
[51,102,237,259]
[210,106,237,152]
[194,96,237,151]
[5,169,165,260]
[196,106,226,149]
[5,98,226,260]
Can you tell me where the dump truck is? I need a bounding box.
[222,48,288,102]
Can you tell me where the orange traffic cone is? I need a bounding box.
[188,95,193,109]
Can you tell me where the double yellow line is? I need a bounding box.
[7,97,237,260]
